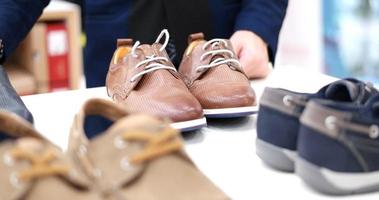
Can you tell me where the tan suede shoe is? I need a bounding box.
[106,30,206,131]
[179,33,257,118]
[0,112,101,200]
[68,98,229,200]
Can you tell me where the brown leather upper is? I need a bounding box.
[179,33,256,109]
[106,41,203,123]
[0,111,100,200]
[68,99,229,200]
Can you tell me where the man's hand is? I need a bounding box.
[230,30,272,79]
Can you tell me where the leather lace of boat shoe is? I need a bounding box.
[106,30,205,132]
[179,33,257,118]
[297,95,379,195]
[0,111,100,200]
[256,78,378,172]
[68,98,229,200]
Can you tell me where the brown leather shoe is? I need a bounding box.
[179,33,257,118]
[106,30,206,131]
[68,98,229,200]
[0,112,101,200]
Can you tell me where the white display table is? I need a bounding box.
[21,66,376,199]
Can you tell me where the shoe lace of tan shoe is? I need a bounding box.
[120,125,182,165]
[7,146,69,184]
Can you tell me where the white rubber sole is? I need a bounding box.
[170,117,207,132]
[256,138,297,172]
[203,106,258,118]
[296,157,379,195]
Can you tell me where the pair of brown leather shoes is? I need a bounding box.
[106,30,257,131]
[0,99,229,200]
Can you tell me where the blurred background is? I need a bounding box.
[4,0,84,95]
[4,0,379,95]
[277,0,379,86]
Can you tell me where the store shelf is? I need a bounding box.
[5,0,82,94]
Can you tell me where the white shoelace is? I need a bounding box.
[196,39,241,72]
[129,29,177,82]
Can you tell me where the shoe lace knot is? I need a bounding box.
[9,147,69,183]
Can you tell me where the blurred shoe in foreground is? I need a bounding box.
[68,98,229,200]
[0,111,101,200]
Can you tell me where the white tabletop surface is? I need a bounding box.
[21,66,377,200]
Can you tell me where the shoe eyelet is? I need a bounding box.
[92,168,103,178]
[114,136,128,149]
[325,116,337,130]
[77,145,87,156]
[68,170,78,178]
[3,152,14,167]
[283,95,293,107]
[10,172,24,189]
[120,157,134,171]
[369,125,379,139]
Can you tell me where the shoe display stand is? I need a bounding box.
[21,65,377,199]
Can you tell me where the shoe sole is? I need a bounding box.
[171,117,207,132]
[203,106,258,118]
[256,138,297,172]
[296,157,379,195]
